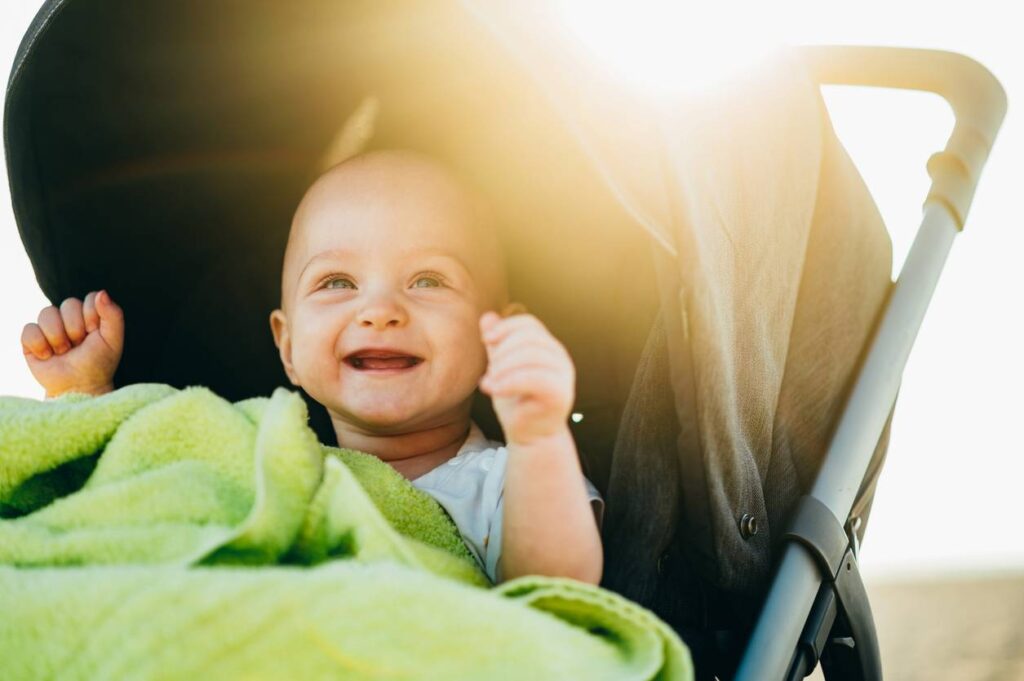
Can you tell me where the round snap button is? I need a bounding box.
[739,514,758,539]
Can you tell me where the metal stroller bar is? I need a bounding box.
[735,47,1006,681]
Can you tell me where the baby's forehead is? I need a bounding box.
[290,175,491,264]
[302,151,488,234]
[281,151,505,304]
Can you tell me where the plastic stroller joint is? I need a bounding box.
[780,496,882,681]
[787,548,880,681]
[790,581,839,679]
[782,495,849,581]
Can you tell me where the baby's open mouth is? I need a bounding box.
[344,349,424,371]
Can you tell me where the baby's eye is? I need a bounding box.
[411,275,444,289]
[323,277,356,290]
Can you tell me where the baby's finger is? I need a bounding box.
[484,339,564,376]
[21,323,53,360]
[95,290,125,353]
[82,291,100,333]
[480,314,545,345]
[483,367,566,399]
[36,305,72,354]
[479,304,529,335]
[485,324,568,366]
[59,297,87,345]
[482,356,572,389]
[479,311,502,333]
[484,318,565,350]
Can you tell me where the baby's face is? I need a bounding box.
[272,153,505,434]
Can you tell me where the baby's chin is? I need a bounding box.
[324,395,443,434]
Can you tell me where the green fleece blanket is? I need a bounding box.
[0,385,691,680]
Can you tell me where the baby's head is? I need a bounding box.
[270,150,508,435]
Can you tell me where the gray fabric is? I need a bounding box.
[468,3,894,595]
[601,312,681,606]
[765,107,894,552]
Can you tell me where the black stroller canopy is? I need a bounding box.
[6,0,894,653]
[5,0,659,455]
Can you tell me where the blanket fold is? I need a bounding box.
[0,385,691,680]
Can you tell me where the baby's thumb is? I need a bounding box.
[95,290,125,353]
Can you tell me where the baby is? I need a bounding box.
[19,150,604,585]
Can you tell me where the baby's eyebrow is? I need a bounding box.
[415,250,473,275]
[296,247,474,282]
[297,249,355,281]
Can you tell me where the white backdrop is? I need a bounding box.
[1,0,1021,579]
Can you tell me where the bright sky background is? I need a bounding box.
[1,1,1020,580]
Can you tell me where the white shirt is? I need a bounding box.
[411,422,604,583]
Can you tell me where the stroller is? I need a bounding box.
[3,1,1006,679]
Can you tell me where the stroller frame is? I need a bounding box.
[733,47,1006,680]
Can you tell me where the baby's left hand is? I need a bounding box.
[479,311,575,447]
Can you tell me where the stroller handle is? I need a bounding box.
[800,45,1007,229]
[737,47,1006,681]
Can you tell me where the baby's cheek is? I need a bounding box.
[469,345,489,382]
[290,327,338,382]
[441,322,488,383]
[463,321,490,373]
[472,344,491,390]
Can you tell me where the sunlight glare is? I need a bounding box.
[558,1,782,95]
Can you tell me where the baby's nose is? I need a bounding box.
[356,296,408,329]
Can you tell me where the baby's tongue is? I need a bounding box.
[360,356,415,370]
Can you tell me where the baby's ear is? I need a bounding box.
[269,309,300,386]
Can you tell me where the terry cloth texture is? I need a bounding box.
[0,384,691,681]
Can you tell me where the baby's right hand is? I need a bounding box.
[21,290,124,398]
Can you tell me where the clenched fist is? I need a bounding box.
[478,310,575,447]
[20,290,124,398]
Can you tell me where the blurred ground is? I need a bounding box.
[871,574,1024,681]
[806,573,1024,680]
